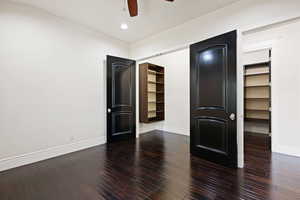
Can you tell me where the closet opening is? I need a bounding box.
[244,49,272,153]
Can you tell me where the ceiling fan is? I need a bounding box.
[127,0,174,17]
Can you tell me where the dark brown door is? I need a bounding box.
[107,55,136,143]
[190,31,237,167]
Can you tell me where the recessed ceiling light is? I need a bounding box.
[120,23,128,30]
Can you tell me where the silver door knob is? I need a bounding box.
[229,113,235,121]
[107,108,111,113]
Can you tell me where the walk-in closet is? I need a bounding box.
[244,49,272,149]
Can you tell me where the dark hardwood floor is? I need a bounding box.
[0,131,300,200]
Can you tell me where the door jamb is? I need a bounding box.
[236,30,244,168]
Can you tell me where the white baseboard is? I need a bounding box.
[139,130,153,134]
[273,145,300,158]
[161,129,189,136]
[0,136,106,172]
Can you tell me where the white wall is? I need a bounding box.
[130,0,300,59]
[243,18,300,157]
[0,1,129,171]
[137,49,190,136]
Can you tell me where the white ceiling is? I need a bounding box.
[12,0,240,43]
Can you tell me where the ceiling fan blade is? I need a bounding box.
[127,0,138,17]
[165,0,174,1]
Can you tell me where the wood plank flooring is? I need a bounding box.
[0,130,300,200]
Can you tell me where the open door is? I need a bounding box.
[190,31,237,167]
[107,55,136,143]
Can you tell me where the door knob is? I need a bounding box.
[107,108,111,113]
[229,113,236,121]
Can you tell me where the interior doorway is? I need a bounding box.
[243,49,272,152]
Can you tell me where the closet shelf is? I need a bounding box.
[244,61,270,68]
[245,109,270,112]
[148,101,164,104]
[245,97,269,100]
[245,84,270,88]
[148,110,164,113]
[148,70,164,75]
[245,118,270,123]
[245,72,270,76]
[148,81,164,85]
[148,91,164,94]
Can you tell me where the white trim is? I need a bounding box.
[154,128,189,136]
[243,40,275,53]
[0,136,106,172]
[237,30,244,169]
[273,145,300,158]
[139,130,155,135]
[136,44,188,62]
[140,129,188,136]
[241,16,300,35]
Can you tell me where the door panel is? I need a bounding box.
[112,64,132,107]
[197,45,227,110]
[112,113,133,136]
[195,118,228,155]
[190,31,237,167]
[107,56,136,143]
